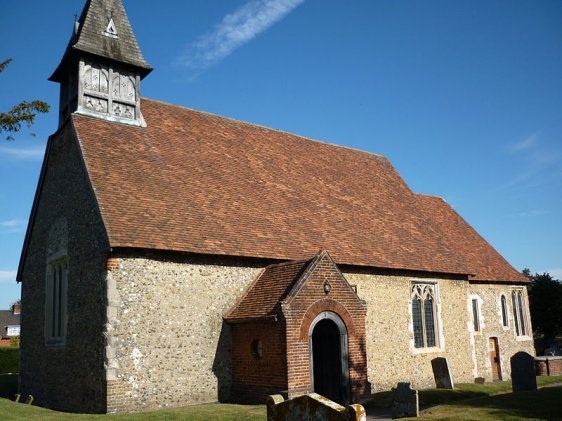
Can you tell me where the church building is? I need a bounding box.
[17,0,534,413]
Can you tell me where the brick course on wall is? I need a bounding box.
[231,319,287,403]
[535,358,562,376]
[282,254,369,404]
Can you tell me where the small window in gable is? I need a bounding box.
[45,258,68,345]
[500,295,509,327]
[411,283,439,349]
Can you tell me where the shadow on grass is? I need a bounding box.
[365,388,489,410]
[436,385,562,421]
[0,374,17,399]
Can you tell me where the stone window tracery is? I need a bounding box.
[411,283,438,348]
[512,288,527,337]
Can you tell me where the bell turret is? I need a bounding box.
[50,0,152,127]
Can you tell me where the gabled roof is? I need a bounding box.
[71,97,480,277]
[66,97,528,282]
[50,0,152,82]
[224,256,314,321]
[416,194,527,282]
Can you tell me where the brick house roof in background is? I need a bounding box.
[71,97,525,282]
[0,311,20,339]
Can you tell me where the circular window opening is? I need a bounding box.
[251,339,263,360]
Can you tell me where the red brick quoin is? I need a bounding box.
[225,251,370,404]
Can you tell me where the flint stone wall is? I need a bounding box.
[105,255,262,412]
[343,271,474,391]
[468,283,534,381]
[19,123,109,413]
[106,259,535,412]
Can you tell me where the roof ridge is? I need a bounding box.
[142,97,388,161]
[416,193,447,202]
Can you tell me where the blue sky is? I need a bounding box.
[1,0,561,309]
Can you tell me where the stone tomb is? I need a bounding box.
[431,357,454,389]
[511,352,537,392]
[267,394,366,421]
[391,382,418,419]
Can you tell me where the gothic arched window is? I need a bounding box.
[512,289,527,336]
[411,283,438,348]
[500,295,509,327]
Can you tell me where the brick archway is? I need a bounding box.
[226,250,369,403]
[299,298,357,341]
[308,311,351,404]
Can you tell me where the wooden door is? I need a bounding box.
[312,319,343,403]
[489,337,502,381]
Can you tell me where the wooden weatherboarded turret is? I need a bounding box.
[50,0,152,127]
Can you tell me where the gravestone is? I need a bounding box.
[431,357,454,389]
[474,377,485,385]
[511,351,537,392]
[391,382,418,419]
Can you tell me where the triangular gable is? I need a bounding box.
[282,250,364,308]
[224,250,364,322]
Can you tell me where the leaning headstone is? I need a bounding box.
[474,377,485,385]
[391,382,419,419]
[431,357,454,389]
[511,351,537,392]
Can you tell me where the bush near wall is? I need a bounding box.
[0,348,19,374]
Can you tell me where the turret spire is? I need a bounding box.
[50,0,152,127]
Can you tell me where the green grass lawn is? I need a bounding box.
[367,375,562,409]
[415,385,562,420]
[0,399,265,421]
[1,376,561,420]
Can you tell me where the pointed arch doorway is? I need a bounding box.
[309,311,350,404]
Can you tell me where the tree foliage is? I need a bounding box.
[525,269,562,347]
[0,58,50,141]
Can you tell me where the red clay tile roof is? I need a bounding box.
[416,194,527,282]
[225,257,312,321]
[71,97,522,281]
